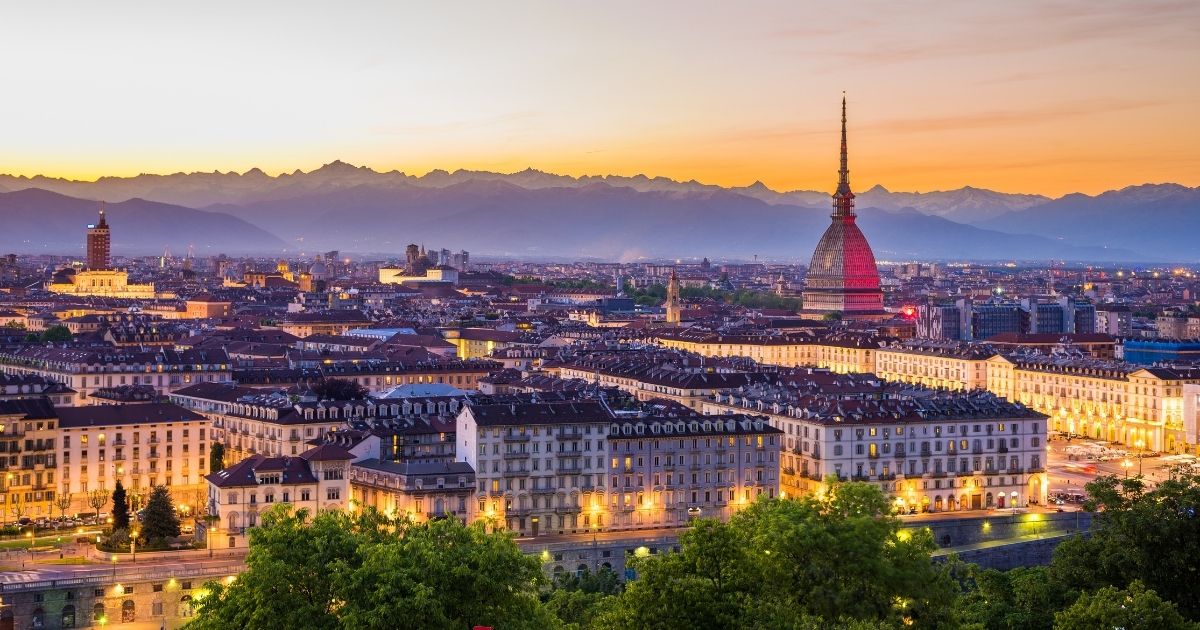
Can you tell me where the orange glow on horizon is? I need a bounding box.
[0,3,1197,198]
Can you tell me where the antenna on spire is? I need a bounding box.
[832,93,856,218]
[839,93,849,188]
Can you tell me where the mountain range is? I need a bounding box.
[0,163,1195,262]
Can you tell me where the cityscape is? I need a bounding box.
[2,2,1199,629]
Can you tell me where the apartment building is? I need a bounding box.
[0,398,59,521]
[320,359,501,393]
[348,460,475,524]
[874,341,994,392]
[706,385,1048,512]
[204,443,354,548]
[987,353,1200,453]
[0,347,231,405]
[457,400,613,537]
[558,356,767,411]
[604,411,782,529]
[57,403,211,516]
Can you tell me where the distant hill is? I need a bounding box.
[977,184,1200,260]
[0,161,1054,221]
[0,189,289,255]
[0,163,1192,261]
[205,180,1147,261]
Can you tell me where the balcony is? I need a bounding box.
[147,451,160,459]
[112,438,127,446]
[149,437,160,444]
[554,505,580,514]
[503,434,531,443]
[531,486,556,495]
[502,469,527,478]
[972,447,983,455]
[502,452,531,460]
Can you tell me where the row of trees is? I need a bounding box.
[102,482,182,550]
[625,282,803,311]
[190,475,1200,629]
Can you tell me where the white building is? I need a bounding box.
[204,443,353,549]
[57,403,212,516]
[706,385,1049,513]
[457,400,612,537]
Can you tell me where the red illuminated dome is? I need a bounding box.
[803,96,885,318]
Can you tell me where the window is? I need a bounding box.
[326,488,341,501]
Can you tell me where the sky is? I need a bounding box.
[1,1,1198,196]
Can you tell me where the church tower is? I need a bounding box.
[86,207,111,271]
[664,268,681,324]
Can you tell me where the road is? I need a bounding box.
[1046,437,1182,500]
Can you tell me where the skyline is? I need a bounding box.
[1,1,1197,196]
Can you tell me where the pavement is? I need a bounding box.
[1046,437,1177,499]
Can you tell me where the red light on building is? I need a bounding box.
[901,305,917,319]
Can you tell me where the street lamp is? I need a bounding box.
[26,530,33,551]
[130,529,138,563]
[1121,459,1132,478]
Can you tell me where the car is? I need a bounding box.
[16,517,33,527]
[181,524,195,535]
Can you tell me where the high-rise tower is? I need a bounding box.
[802,96,885,319]
[86,207,111,271]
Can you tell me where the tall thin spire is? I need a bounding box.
[839,93,849,187]
[832,93,856,218]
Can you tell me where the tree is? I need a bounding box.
[209,442,226,473]
[7,495,28,523]
[40,325,72,342]
[111,481,130,531]
[596,483,957,629]
[1048,473,1200,619]
[141,486,180,541]
[87,489,108,517]
[54,490,73,521]
[955,563,1076,630]
[544,568,623,628]
[1053,581,1192,630]
[191,506,556,630]
[312,378,367,401]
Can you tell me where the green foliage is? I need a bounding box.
[595,483,955,629]
[191,506,555,630]
[111,481,130,531]
[312,378,368,401]
[624,283,801,311]
[955,564,1075,630]
[544,568,624,628]
[39,325,72,342]
[823,311,844,321]
[209,442,225,474]
[1053,581,1194,630]
[141,486,180,541]
[1049,473,1200,619]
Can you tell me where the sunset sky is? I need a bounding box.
[2,1,1198,196]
